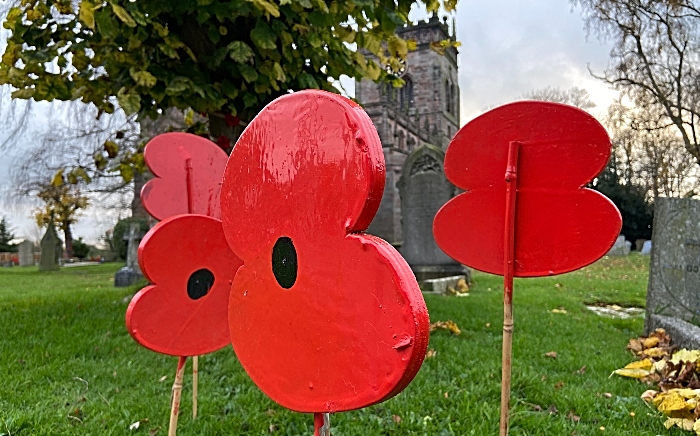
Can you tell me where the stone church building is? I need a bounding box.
[358,16,460,248]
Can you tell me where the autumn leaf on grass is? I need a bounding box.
[612,358,653,378]
[429,321,461,335]
[654,390,695,414]
[664,418,695,431]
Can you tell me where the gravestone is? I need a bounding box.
[18,240,34,266]
[635,239,648,252]
[606,235,631,256]
[646,198,700,348]
[114,223,144,287]
[39,220,61,271]
[641,240,652,255]
[397,145,468,281]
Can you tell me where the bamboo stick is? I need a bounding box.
[168,356,187,436]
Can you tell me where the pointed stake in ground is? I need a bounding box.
[192,355,199,419]
[499,141,520,436]
[314,413,330,436]
[169,356,187,436]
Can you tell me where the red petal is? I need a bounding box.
[141,133,228,220]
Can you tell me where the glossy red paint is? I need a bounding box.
[433,101,622,277]
[140,132,228,220]
[126,214,243,356]
[220,90,430,413]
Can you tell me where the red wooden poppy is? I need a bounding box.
[220,90,429,413]
[126,214,243,356]
[433,101,622,276]
[140,132,228,220]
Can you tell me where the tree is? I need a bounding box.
[34,185,89,258]
[1,0,459,154]
[72,237,91,259]
[574,0,700,166]
[523,86,596,112]
[604,99,700,199]
[0,217,17,252]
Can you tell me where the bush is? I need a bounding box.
[72,237,91,260]
[112,218,150,260]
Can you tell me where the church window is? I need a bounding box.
[400,76,413,112]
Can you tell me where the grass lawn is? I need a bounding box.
[0,256,682,435]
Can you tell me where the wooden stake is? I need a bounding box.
[313,412,330,436]
[192,355,199,419]
[500,141,520,436]
[168,356,187,436]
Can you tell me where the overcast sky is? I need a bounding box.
[0,1,618,244]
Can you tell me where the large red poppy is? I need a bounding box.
[433,101,622,276]
[126,214,243,356]
[220,90,429,413]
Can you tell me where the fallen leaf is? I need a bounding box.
[443,392,449,398]
[654,391,692,413]
[158,375,167,382]
[663,417,695,431]
[545,351,558,359]
[426,349,437,358]
[577,365,587,375]
[547,405,558,414]
[641,390,659,402]
[672,349,700,365]
[429,320,461,335]
[392,414,402,423]
[555,381,565,390]
[566,411,581,422]
[603,392,612,398]
[643,337,660,349]
[551,308,567,314]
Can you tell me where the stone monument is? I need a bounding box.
[114,223,144,287]
[39,219,61,271]
[397,145,468,281]
[606,235,631,256]
[18,240,34,266]
[646,198,700,348]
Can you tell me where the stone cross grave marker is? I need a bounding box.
[646,198,700,348]
[397,144,467,281]
[39,220,61,271]
[114,223,144,287]
[18,240,34,266]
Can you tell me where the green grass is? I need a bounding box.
[0,256,682,435]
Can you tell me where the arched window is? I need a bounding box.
[450,83,456,116]
[445,79,452,114]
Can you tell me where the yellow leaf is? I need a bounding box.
[388,36,408,58]
[613,368,650,379]
[643,337,660,348]
[79,1,98,29]
[249,0,280,17]
[672,349,700,364]
[675,388,700,399]
[406,39,417,51]
[624,358,652,371]
[51,169,64,187]
[110,3,136,27]
[664,418,695,431]
[655,391,692,413]
[643,347,666,358]
[693,418,700,435]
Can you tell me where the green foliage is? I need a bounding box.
[592,162,653,243]
[0,0,458,125]
[0,217,17,253]
[71,237,91,259]
[111,217,149,260]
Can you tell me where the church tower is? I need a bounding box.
[357,15,460,245]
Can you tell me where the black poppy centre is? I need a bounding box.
[272,236,297,289]
[187,268,215,300]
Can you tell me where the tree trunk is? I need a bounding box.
[63,224,73,258]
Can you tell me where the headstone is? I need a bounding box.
[635,239,648,252]
[18,240,34,266]
[641,240,652,255]
[422,275,468,295]
[646,198,700,348]
[39,220,61,271]
[606,235,630,256]
[397,145,469,281]
[114,223,144,287]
